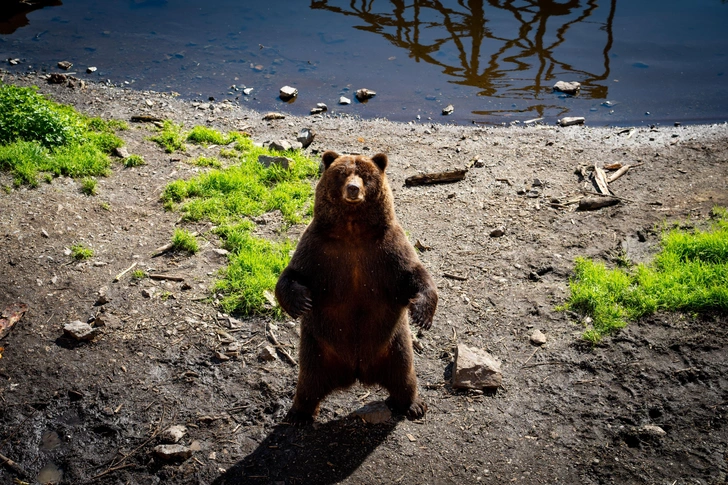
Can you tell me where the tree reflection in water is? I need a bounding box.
[311,0,616,120]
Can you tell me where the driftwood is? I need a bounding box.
[607,165,631,183]
[149,274,185,282]
[130,115,164,123]
[113,262,138,282]
[593,164,611,195]
[405,170,467,187]
[578,196,620,211]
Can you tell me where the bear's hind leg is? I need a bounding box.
[376,327,427,420]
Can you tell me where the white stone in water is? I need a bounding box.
[339,96,351,105]
[553,81,581,95]
[452,343,502,389]
[442,105,454,115]
[279,86,298,101]
[558,116,585,127]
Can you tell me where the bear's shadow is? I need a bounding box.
[212,417,397,485]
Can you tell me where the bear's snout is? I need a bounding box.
[343,175,364,203]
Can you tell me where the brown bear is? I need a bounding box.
[275,150,438,424]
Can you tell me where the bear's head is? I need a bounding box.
[314,150,394,227]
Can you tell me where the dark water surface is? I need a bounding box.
[2,0,727,126]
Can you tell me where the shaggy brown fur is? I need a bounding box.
[275,150,438,424]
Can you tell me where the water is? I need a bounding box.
[2,0,727,126]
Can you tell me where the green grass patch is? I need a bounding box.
[560,208,728,343]
[123,154,145,168]
[163,136,319,315]
[71,244,94,260]
[150,120,186,153]
[0,83,123,186]
[171,228,199,254]
[189,156,222,168]
[131,269,147,280]
[186,126,238,146]
[80,177,98,196]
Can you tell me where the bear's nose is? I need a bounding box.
[346,183,360,199]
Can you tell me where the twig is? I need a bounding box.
[0,452,28,478]
[521,347,539,366]
[265,322,297,367]
[113,262,138,282]
[443,272,468,281]
[581,190,634,203]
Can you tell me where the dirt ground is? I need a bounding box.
[1,70,727,485]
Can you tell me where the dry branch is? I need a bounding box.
[405,170,467,187]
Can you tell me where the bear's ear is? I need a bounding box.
[322,151,340,170]
[371,153,388,172]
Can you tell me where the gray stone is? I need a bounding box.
[353,401,392,424]
[490,228,505,238]
[639,424,666,437]
[268,139,292,152]
[452,343,502,389]
[263,112,285,121]
[355,88,376,101]
[63,321,100,341]
[113,146,130,158]
[297,128,315,148]
[530,329,547,346]
[258,155,291,169]
[141,288,155,298]
[259,346,278,362]
[86,66,97,73]
[339,96,351,105]
[558,116,585,127]
[161,425,188,444]
[279,86,298,101]
[8,58,20,66]
[442,105,454,115]
[553,81,581,95]
[243,87,254,95]
[57,61,73,70]
[154,444,193,460]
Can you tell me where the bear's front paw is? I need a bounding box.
[287,282,312,318]
[283,408,315,426]
[409,302,433,330]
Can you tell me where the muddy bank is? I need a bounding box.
[1,70,727,485]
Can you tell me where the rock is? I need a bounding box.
[48,73,67,84]
[154,444,193,460]
[297,128,315,148]
[263,112,285,121]
[41,229,49,238]
[489,228,505,238]
[268,139,292,152]
[530,329,547,346]
[8,58,20,66]
[279,86,298,101]
[353,401,392,424]
[339,96,351,105]
[57,61,73,70]
[258,155,291,169]
[141,288,156,298]
[161,425,188,444]
[86,66,97,73]
[243,87,254,95]
[355,88,376,101]
[113,146,130,158]
[310,102,328,115]
[452,344,502,389]
[93,312,120,328]
[259,346,278,362]
[553,81,581,95]
[63,321,100,341]
[442,105,454,115]
[639,424,666,437]
[558,116,585,127]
